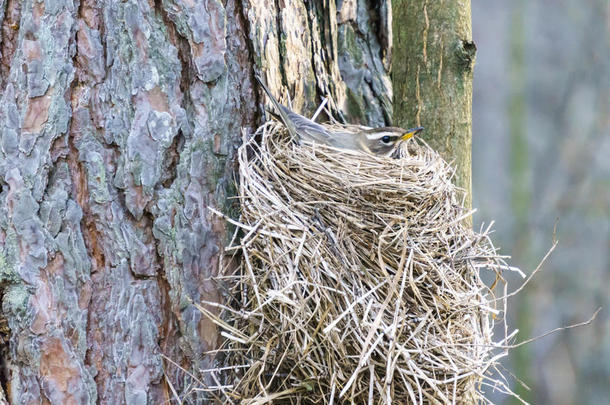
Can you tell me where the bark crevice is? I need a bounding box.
[304,1,325,118]
[235,0,262,112]
[161,129,184,189]
[0,312,9,400]
[273,0,288,88]
[0,0,20,86]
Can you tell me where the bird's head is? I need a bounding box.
[361,126,424,156]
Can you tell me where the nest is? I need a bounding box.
[205,121,520,404]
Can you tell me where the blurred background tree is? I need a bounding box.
[472,0,610,403]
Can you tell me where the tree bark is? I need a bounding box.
[392,0,475,206]
[0,0,391,403]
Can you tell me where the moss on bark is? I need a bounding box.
[392,0,475,207]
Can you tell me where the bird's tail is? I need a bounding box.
[254,75,297,138]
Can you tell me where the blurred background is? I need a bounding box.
[471,0,610,403]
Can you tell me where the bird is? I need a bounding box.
[255,75,423,157]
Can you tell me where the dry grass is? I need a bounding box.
[205,121,523,404]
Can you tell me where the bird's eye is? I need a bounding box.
[381,135,391,144]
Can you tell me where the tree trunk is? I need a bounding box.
[507,1,535,402]
[0,1,391,403]
[392,0,475,205]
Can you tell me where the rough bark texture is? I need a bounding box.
[0,0,391,403]
[392,0,475,204]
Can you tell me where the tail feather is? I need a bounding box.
[254,75,297,138]
[265,108,282,122]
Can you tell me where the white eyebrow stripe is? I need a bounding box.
[365,131,398,140]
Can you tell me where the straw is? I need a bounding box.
[207,121,521,404]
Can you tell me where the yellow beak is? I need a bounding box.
[400,126,424,141]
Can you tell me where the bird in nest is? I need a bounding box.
[256,76,423,157]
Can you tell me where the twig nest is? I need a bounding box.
[214,122,514,403]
